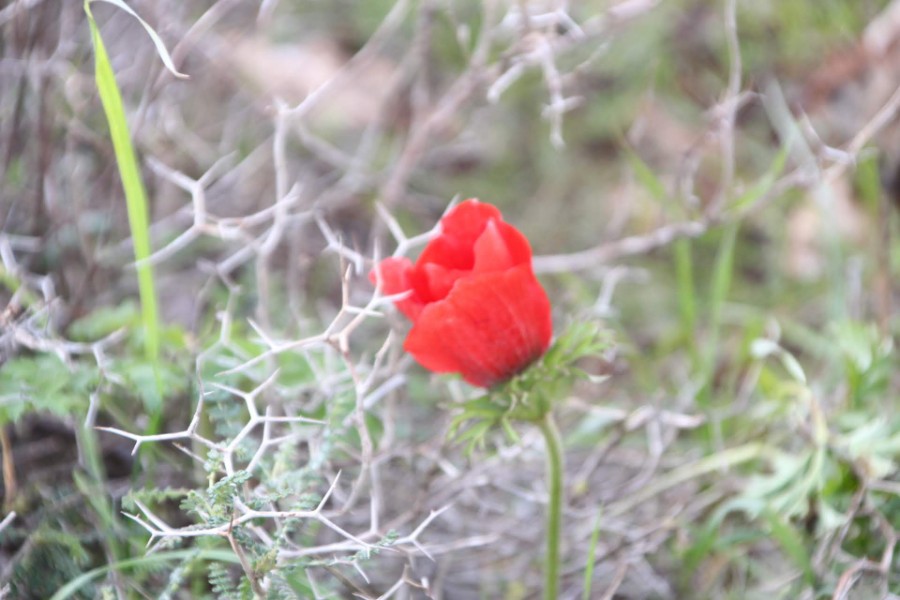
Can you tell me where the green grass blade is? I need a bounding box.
[624,146,667,202]
[700,221,740,396]
[606,443,772,518]
[674,237,699,365]
[855,150,881,215]
[582,510,602,600]
[84,0,159,365]
[50,549,239,600]
[622,142,685,218]
[763,509,815,587]
[694,221,739,444]
[707,222,739,355]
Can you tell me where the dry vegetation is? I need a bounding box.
[1,0,899,598]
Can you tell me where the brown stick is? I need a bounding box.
[1,426,17,511]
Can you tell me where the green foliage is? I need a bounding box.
[68,301,141,341]
[48,550,240,600]
[0,293,194,594]
[122,487,193,513]
[854,149,882,214]
[205,388,249,440]
[682,322,900,595]
[181,470,251,524]
[0,355,99,424]
[830,321,893,408]
[208,561,245,600]
[110,355,190,413]
[449,321,612,452]
[0,300,192,425]
[9,527,95,600]
[764,509,816,588]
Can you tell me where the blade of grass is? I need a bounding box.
[582,509,602,600]
[691,220,739,442]
[705,221,739,376]
[624,146,667,203]
[674,237,699,366]
[622,141,685,218]
[84,0,160,367]
[72,423,128,565]
[763,509,815,588]
[624,141,702,369]
[678,521,720,591]
[50,549,239,600]
[695,221,739,444]
[605,442,773,518]
[856,150,893,334]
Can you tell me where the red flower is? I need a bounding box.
[371,199,552,387]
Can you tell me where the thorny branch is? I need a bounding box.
[4,0,899,598]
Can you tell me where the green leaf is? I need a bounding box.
[582,510,602,600]
[68,301,140,341]
[51,549,239,600]
[697,221,739,417]
[84,0,160,367]
[447,322,613,448]
[854,149,881,214]
[622,144,684,218]
[0,355,98,423]
[674,238,698,364]
[750,339,807,384]
[763,509,815,587]
[679,521,720,590]
[109,356,188,413]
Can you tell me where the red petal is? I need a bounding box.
[416,235,472,271]
[403,265,552,387]
[370,257,425,320]
[417,199,501,270]
[423,263,467,301]
[473,219,533,273]
[440,199,502,241]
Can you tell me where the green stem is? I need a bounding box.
[538,411,564,600]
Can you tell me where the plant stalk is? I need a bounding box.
[538,411,564,600]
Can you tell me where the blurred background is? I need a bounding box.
[0,0,898,598]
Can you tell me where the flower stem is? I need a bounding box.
[538,411,564,600]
